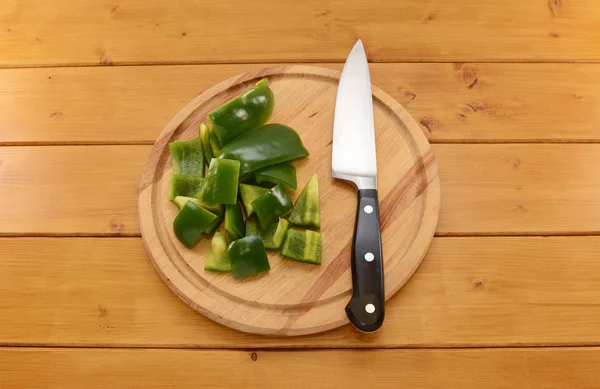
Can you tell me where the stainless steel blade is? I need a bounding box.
[331,39,377,190]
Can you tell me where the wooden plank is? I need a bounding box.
[2,237,600,348]
[2,64,600,144]
[1,0,600,66]
[1,347,600,388]
[0,146,148,235]
[1,144,599,235]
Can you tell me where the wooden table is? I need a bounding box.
[1,1,600,387]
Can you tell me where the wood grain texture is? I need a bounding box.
[0,146,147,235]
[2,144,599,236]
[1,0,600,66]
[2,237,600,348]
[138,66,440,335]
[2,63,600,144]
[2,347,600,388]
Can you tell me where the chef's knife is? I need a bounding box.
[332,40,384,333]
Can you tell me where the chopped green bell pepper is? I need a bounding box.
[224,202,245,240]
[208,78,275,146]
[251,183,293,230]
[204,231,231,272]
[281,229,322,265]
[173,201,217,248]
[168,175,205,201]
[204,204,224,235]
[169,137,205,177]
[255,162,297,190]
[173,196,223,234]
[199,123,213,167]
[173,196,201,209]
[245,218,290,250]
[208,123,222,157]
[238,184,269,217]
[289,174,320,229]
[219,123,310,176]
[228,235,270,279]
[201,158,240,205]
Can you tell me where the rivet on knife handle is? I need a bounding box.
[345,189,385,332]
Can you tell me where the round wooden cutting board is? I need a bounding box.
[138,66,440,336]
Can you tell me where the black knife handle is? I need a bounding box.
[345,189,385,333]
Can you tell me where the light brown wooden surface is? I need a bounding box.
[2,144,599,236]
[2,63,600,144]
[139,66,440,335]
[1,347,600,388]
[1,0,600,66]
[3,0,600,385]
[1,236,600,348]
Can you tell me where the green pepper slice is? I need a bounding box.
[204,231,232,272]
[168,175,205,201]
[251,183,293,230]
[208,123,222,157]
[245,218,290,250]
[173,201,217,248]
[219,124,309,176]
[168,137,205,177]
[208,78,275,146]
[199,123,213,167]
[204,204,224,235]
[228,235,270,279]
[255,162,297,190]
[239,183,269,217]
[281,229,322,264]
[289,174,320,229]
[201,158,240,205]
[224,202,245,240]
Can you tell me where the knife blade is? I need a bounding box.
[332,39,385,333]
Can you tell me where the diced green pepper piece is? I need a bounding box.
[199,123,213,167]
[208,123,222,157]
[204,232,231,272]
[168,175,205,201]
[219,124,310,176]
[173,201,217,248]
[169,137,205,177]
[228,235,270,279]
[224,202,245,240]
[239,184,269,217]
[173,196,201,209]
[251,183,293,230]
[208,78,275,146]
[289,174,320,229]
[255,162,297,190]
[245,218,290,250]
[201,158,240,205]
[204,204,224,235]
[281,229,322,264]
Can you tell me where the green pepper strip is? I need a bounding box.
[173,201,217,248]
[251,183,293,230]
[255,162,297,190]
[289,174,320,229]
[168,176,205,201]
[208,78,275,146]
[201,158,240,205]
[281,229,322,265]
[204,231,232,272]
[228,235,270,279]
[219,123,309,176]
[199,123,213,167]
[168,137,205,177]
[225,202,245,241]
